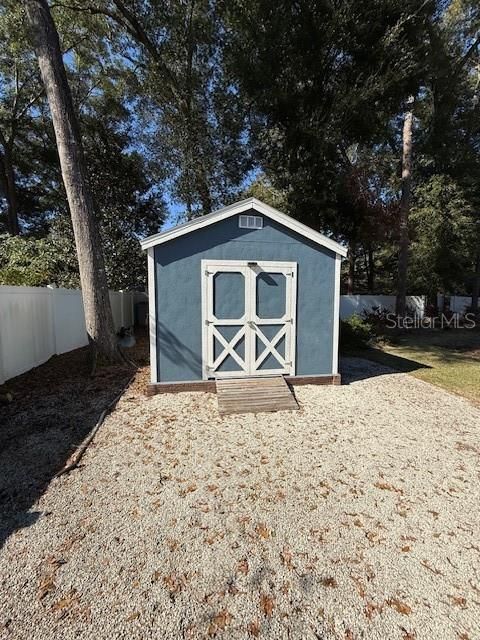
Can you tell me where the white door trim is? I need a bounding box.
[201,259,297,379]
[147,247,158,383]
[332,254,341,375]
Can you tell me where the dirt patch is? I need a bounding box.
[0,331,148,548]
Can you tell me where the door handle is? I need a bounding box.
[247,320,255,327]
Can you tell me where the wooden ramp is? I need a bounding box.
[216,376,298,415]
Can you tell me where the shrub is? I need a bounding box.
[361,304,419,337]
[0,231,79,287]
[340,314,374,349]
[361,305,391,335]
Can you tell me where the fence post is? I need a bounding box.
[119,290,125,328]
[47,284,58,355]
[0,321,5,386]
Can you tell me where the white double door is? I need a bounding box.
[202,260,297,379]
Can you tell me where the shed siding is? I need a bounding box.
[154,211,335,382]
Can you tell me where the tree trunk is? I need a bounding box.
[25,0,119,362]
[197,170,212,215]
[0,138,20,235]
[395,102,414,317]
[472,251,480,313]
[367,246,375,293]
[347,243,355,295]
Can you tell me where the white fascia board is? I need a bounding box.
[140,197,347,257]
[140,199,256,251]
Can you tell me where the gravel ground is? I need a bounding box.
[1,358,479,640]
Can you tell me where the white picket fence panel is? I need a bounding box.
[0,285,135,385]
[340,295,426,319]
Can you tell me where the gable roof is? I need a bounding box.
[140,197,347,257]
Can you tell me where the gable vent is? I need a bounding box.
[239,215,263,229]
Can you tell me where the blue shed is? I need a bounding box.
[141,198,347,392]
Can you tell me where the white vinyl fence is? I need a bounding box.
[437,294,472,315]
[340,295,426,319]
[0,285,135,385]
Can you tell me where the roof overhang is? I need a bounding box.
[140,197,347,257]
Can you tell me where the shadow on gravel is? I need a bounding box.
[340,351,430,385]
[0,331,148,549]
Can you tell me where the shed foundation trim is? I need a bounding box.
[146,374,341,395]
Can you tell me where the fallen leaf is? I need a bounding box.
[205,531,225,545]
[320,576,338,588]
[180,482,198,496]
[58,533,85,553]
[237,559,249,575]
[260,593,275,616]
[364,601,383,619]
[281,580,291,595]
[455,441,477,453]
[45,555,66,570]
[351,575,366,598]
[126,611,140,622]
[51,589,79,613]
[212,609,232,630]
[387,598,412,615]
[280,546,293,569]
[256,523,270,539]
[37,576,56,600]
[374,481,403,494]
[247,620,261,636]
[345,630,354,640]
[184,624,196,639]
[450,595,467,608]
[163,574,186,594]
[166,538,179,552]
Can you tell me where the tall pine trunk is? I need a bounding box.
[347,242,355,295]
[472,251,480,314]
[396,102,414,317]
[25,0,119,363]
[0,135,19,235]
[367,246,375,293]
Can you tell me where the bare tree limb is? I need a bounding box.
[50,0,184,107]
[458,33,480,69]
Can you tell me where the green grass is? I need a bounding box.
[344,329,480,405]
